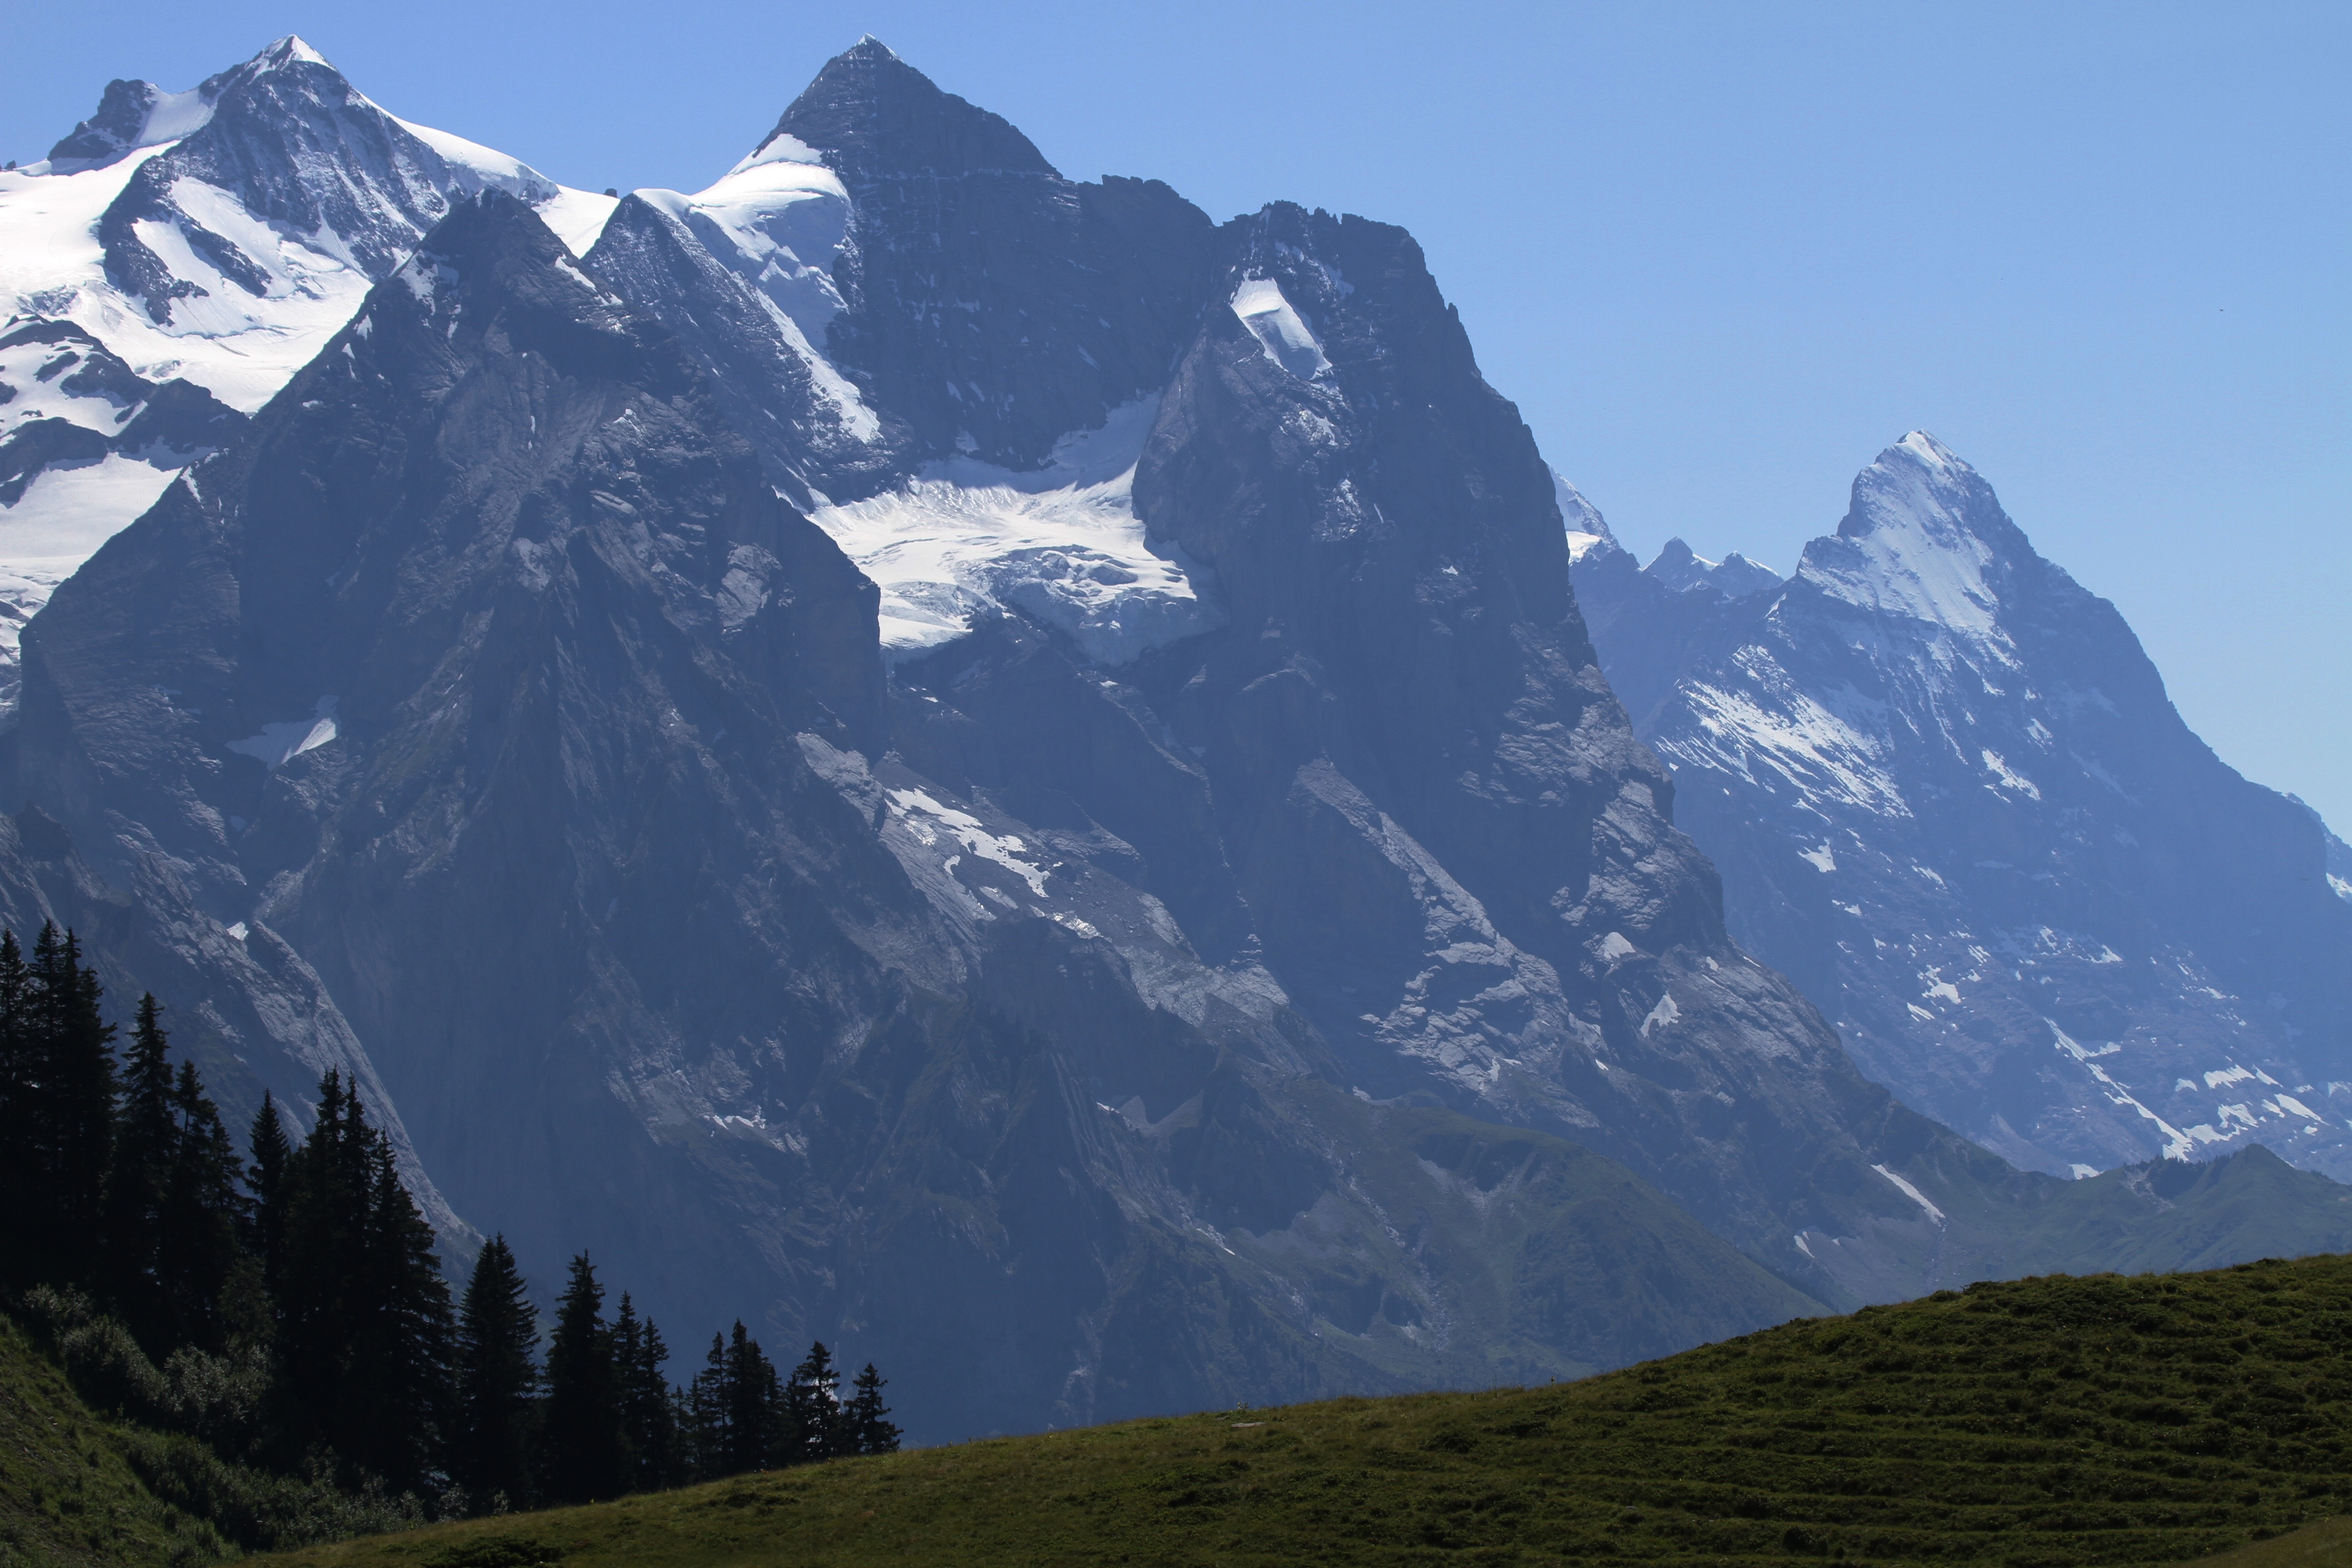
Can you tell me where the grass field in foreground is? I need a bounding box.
[264,1255,2352,1567]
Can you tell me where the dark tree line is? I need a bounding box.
[0,922,899,1513]
[452,1248,898,1507]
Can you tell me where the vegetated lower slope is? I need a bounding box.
[2183,1518,2352,1567]
[262,1255,2352,1568]
[0,1312,226,1567]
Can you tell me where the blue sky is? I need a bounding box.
[6,0,2346,825]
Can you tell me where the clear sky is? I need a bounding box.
[6,0,2346,826]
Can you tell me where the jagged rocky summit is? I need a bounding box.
[1573,433,2352,1180]
[2,39,2348,1442]
[0,37,616,706]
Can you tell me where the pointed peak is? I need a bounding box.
[1555,470,1619,561]
[389,188,613,318]
[768,40,1056,181]
[255,35,334,70]
[1652,538,1700,568]
[1887,429,1970,477]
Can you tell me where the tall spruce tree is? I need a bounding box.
[104,994,178,1339]
[451,1236,539,1509]
[784,1341,844,1465]
[157,1058,247,1350]
[613,1293,677,1492]
[0,931,29,1274]
[247,1091,291,1272]
[274,1072,453,1491]
[687,1323,779,1480]
[15,925,118,1286]
[845,1363,900,1455]
[540,1253,627,1503]
[356,1132,454,1492]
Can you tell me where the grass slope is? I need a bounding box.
[0,1313,226,1567]
[2183,1518,2352,1566]
[265,1254,2352,1568]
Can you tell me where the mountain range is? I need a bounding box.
[2,36,2347,1443]
[1569,436,2352,1182]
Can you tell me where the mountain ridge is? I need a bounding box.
[0,42,2344,1445]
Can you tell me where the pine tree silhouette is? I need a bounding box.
[13,925,118,1286]
[613,1293,677,1491]
[846,1363,901,1455]
[246,1090,291,1273]
[452,1235,540,1509]
[274,1072,453,1491]
[541,1252,627,1502]
[157,1057,248,1349]
[785,1341,844,1464]
[104,994,177,1339]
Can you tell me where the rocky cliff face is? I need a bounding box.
[0,38,612,708]
[1573,434,2352,1180]
[2,43,2347,1441]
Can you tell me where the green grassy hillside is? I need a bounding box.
[2181,1517,2352,1566]
[264,1254,2352,1568]
[0,1313,228,1566]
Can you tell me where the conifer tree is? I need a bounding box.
[540,1253,627,1503]
[18,925,118,1285]
[784,1341,844,1465]
[247,1090,291,1272]
[354,1132,455,1492]
[613,1293,676,1492]
[845,1363,901,1455]
[0,931,29,1264]
[451,1235,539,1508]
[157,1058,247,1349]
[687,1322,779,1480]
[274,1072,453,1491]
[104,994,178,1338]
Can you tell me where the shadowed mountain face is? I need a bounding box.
[3,44,2348,1441]
[1573,435,2352,1181]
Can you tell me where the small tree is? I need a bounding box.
[613,1293,677,1491]
[784,1341,844,1464]
[845,1363,900,1455]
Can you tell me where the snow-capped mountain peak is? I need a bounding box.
[0,39,615,712]
[1555,470,1616,560]
[1646,537,1783,598]
[1797,430,2018,646]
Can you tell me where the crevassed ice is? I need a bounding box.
[807,394,1223,666]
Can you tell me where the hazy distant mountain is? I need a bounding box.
[1574,433,2352,1180]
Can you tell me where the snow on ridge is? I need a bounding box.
[1230,277,1330,381]
[807,394,1223,666]
[1870,1163,1946,1225]
[727,131,832,180]
[1799,433,2009,645]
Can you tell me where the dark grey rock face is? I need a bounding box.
[583,192,916,505]
[771,39,1219,475]
[8,45,2351,1442]
[1573,435,2352,1180]
[4,189,1836,1440]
